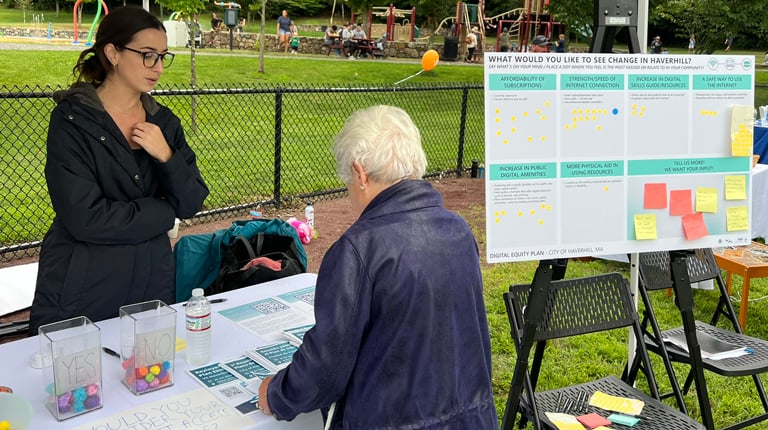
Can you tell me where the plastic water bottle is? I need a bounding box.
[305,201,318,239]
[185,288,211,366]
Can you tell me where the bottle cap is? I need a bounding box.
[191,288,204,296]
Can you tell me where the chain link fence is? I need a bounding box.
[0,83,485,263]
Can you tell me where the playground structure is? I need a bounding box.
[362,5,418,43]
[433,0,563,58]
[72,0,108,46]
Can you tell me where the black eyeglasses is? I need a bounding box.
[121,46,175,68]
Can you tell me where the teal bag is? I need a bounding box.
[174,219,308,302]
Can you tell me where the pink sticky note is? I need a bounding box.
[682,212,708,240]
[670,189,693,216]
[577,413,612,429]
[644,183,668,209]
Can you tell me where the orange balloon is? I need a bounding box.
[421,49,439,72]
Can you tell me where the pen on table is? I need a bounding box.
[183,298,227,306]
[102,347,120,358]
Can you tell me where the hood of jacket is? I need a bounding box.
[53,82,161,117]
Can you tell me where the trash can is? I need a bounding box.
[442,37,458,61]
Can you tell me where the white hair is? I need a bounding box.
[332,105,427,186]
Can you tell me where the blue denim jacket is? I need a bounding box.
[268,179,498,429]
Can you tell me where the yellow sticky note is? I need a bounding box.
[727,206,749,231]
[725,175,747,200]
[696,187,718,213]
[634,214,657,240]
[731,105,754,156]
[544,413,584,430]
[589,390,645,416]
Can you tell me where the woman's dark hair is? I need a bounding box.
[72,6,165,85]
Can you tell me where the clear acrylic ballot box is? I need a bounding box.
[119,300,176,395]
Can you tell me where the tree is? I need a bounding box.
[15,0,34,23]
[155,0,207,129]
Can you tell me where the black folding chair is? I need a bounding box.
[628,249,768,430]
[501,271,705,430]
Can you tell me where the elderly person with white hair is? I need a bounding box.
[258,105,498,429]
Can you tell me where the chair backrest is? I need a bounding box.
[506,272,636,342]
[638,249,721,291]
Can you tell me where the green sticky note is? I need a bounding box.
[608,413,640,426]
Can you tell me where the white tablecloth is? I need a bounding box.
[0,273,321,429]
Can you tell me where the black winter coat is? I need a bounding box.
[29,84,209,333]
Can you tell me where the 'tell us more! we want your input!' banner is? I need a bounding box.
[483,52,755,263]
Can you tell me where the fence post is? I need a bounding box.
[274,88,283,208]
[456,86,469,177]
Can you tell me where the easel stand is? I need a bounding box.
[590,25,641,53]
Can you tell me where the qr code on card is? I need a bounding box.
[295,291,314,306]
[218,385,245,399]
[251,299,288,315]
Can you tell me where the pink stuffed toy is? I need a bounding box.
[287,217,312,245]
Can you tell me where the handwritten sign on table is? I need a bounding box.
[72,388,253,430]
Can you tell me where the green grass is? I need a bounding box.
[0,49,483,87]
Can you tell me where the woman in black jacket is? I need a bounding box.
[29,6,209,333]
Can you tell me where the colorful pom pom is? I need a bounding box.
[86,384,99,396]
[135,367,149,378]
[84,395,101,409]
[134,379,149,393]
[73,387,87,402]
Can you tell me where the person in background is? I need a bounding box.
[530,34,550,53]
[28,6,209,334]
[650,35,663,54]
[351,24,367,58]
[499,27,511,52]
[237,17,246,34]
[276,10,292,53]
[187,13,201,48]
[289,24,300,55]
[688,34,696,54]
[324,25,341,57]
[341,23,356,59]
[257,105,498,429]
[465,26,479,62]
[208,12,222,47]
[555,33,567,53]
[724,35,734,52]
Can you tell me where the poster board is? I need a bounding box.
[484,53,755,263]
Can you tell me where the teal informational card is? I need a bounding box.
[222,356,272,380]
[188,363,238,388]
[247,341,299,372]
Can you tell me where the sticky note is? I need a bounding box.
[731,105,754,156]
[608,413,640,426]
[725,175,747,200]
[643,183,667,209]
[589,390,645,416]
[670,189,693,216]
[695,187,718,213]
[682,212,708,240]
[577,413,612,428]
[544,412,584,430]
[727,206,749,232]
[634,214,657,240]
